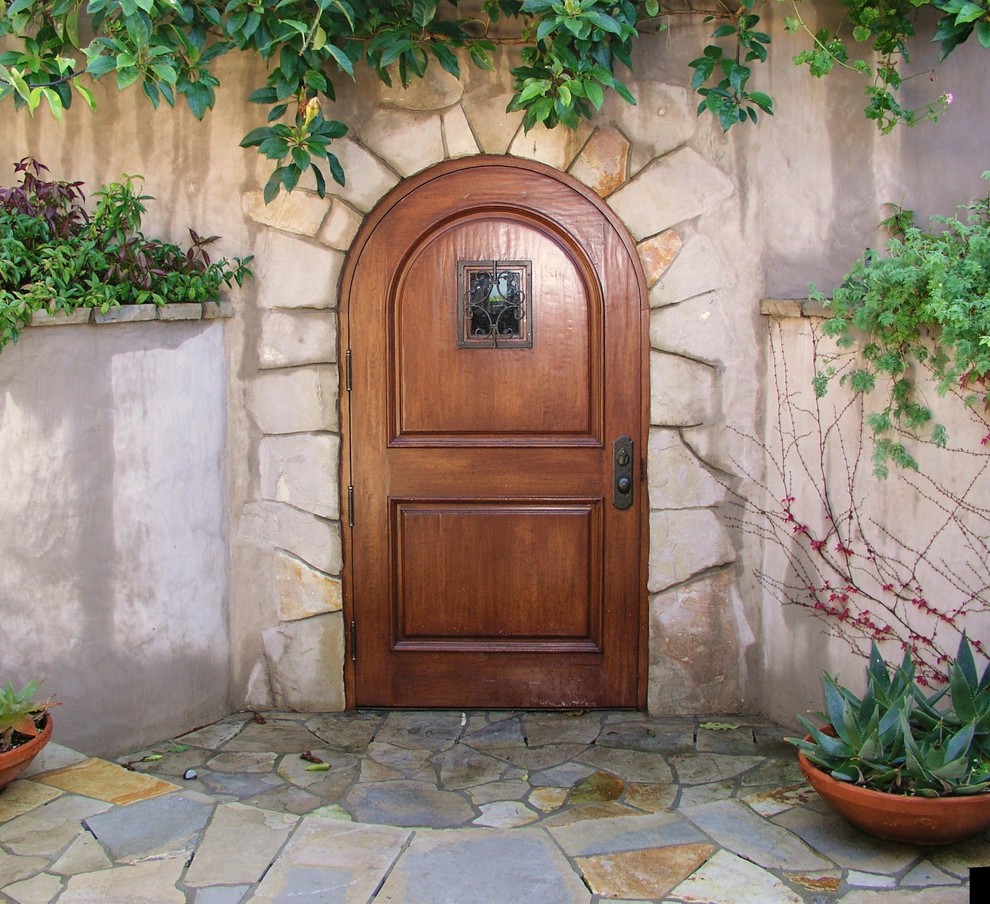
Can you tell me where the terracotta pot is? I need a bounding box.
[0,714,53,791]
[797,745,990,845]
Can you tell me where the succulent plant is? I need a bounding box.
[788,635,990,796]
[0,680,58,753]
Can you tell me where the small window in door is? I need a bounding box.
[457,260,533,349]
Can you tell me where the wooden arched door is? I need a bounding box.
[340,157,647,708]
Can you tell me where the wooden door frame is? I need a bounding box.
[337,155,650,709]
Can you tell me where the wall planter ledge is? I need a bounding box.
[29,300,234,329]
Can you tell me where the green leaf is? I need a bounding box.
[412,0,437,28]
[116,66,141,90]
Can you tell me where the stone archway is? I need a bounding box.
[239,82,749,715]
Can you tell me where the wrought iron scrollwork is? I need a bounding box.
[457,260,533,349]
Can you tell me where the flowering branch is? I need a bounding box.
[724,318,990,684]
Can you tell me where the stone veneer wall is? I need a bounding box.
[236,67,754,716]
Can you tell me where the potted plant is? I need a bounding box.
[788,635,990,844]
[0,680,59,791]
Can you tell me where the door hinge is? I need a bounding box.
[345,349,352,392]
[350,619,357,662]
[347,485,355,527]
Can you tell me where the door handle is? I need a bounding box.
[613,436,634,510]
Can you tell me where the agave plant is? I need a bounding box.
[788,635,990,796]
[0,680,58,753]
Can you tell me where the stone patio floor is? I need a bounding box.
[0,710,983,903]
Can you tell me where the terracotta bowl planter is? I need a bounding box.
[797,746,990,845]
[0,714,53,791]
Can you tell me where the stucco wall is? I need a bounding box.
[0,319,231,754]
[3,2,989,737]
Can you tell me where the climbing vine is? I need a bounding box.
[0,1,986,199]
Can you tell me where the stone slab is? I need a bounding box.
[667,848,804,904]
[262,613,346,712]
[650,351,718,426]
[83,793,214,861]
[443,105,480,158]
[176,717,251,750]
[259,433,340,519]
[33,758,178,806]
[508,119,593,171]
[50,831,114,876]
[223,718,325,755]
[773,806,924,873]
[238,501,342,575]
[648,509,735,593]
[358,109,444,178]
[306,712,385,752]
[93,305,158,324]
[577,746,674,784]
[157,303,203,321]
[0,780,62,822]
[21,743,87,778]
[184,803,298,887]
[56,856,186,904]
[375,828,591,904]
[522,712,603,746]
[243,189,328,237]
[648,428,726,510]
[193,887,252,904]
[346,780,475,828]
[576,842,715,900]
[837,890,968,904]
[0,794,112,857]
[317,140,398,212]
[3,870,64,903]
[609,147,735,240]
[318,200,363,251]
[569,126,630,197]
[30,308,91,326]
[472,800,538,827]
[652,234,735,307]
[681,799,831,871]
[259,309,336,369]
[255,231,343,310]
[377,711,465,751]
[650,292,741,366]
[550,811,705,858]
[248,365,339,435]
[249,818,410,904]
[206,752,278,773]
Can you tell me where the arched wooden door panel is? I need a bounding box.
[340,157,647,708]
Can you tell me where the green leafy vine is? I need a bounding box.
[815,174,990,476]
[0,1,987,199]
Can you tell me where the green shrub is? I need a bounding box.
[0,157,252,352]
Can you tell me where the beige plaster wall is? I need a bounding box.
[0,319,231,755]
[3,3,989,739]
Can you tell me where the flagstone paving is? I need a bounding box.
[0,711,982,902]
